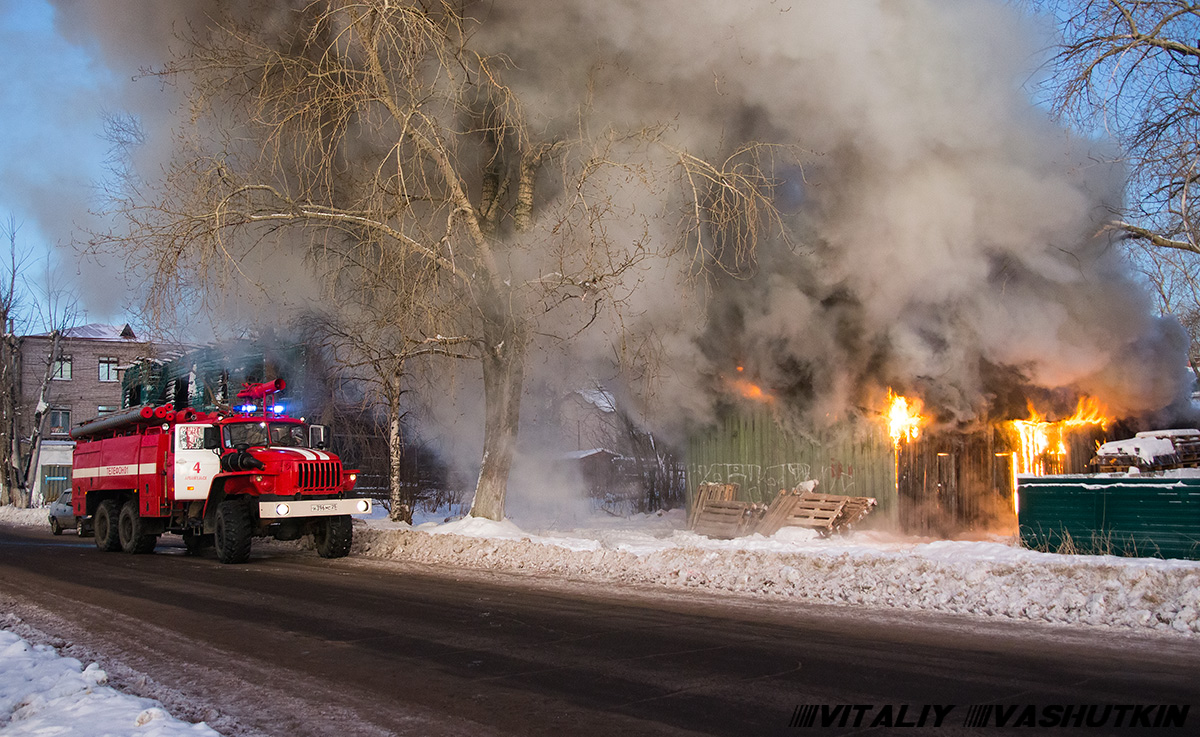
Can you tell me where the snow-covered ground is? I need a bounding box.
[0,628,219,737]
[353,505,1200,635]
[4,500,1200,735]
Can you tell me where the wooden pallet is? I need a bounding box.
[756,480,819,536]
[690,480,877,539]
[785,493,847,534]
[755,484,877,537]
[835,496,877,530]
[688,482,739,529]
[692,500,758,539]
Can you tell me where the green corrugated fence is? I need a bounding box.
[686,407,898,520]
[1018,475,1200,560]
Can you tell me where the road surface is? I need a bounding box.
[1,524,1197,736]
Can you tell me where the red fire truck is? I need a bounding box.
[68,380,371,563]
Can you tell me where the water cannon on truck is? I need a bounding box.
[69,378,371,563]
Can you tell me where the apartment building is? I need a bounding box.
[17,323,162,503]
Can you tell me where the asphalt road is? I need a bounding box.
[1,523,1198,736]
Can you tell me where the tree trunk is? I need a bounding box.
[0,333,16,505]
[469,319,526,521]
[15,331,62,507]
[386,385,412,524]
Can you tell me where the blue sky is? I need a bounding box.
[0,0,128,328]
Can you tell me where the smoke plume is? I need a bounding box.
[45,0,1194,444]
[473,0,1192,428]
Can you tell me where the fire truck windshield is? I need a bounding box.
[223,422,309,448]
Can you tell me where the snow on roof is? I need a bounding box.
[576,388,616,413]
[43,323,139,341]
[1096,429,1200,463]
[1097,436,1177,463]
[560,448,621,460]
[1133,428,1200,438]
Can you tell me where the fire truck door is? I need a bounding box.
[174,424,220,501]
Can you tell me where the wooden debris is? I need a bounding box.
[689,479,877,539]
[755,480,818,536]
[772,488,878,537]
[690,482,766,539]
[835,495,878,530]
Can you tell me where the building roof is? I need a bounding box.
[32,323,139,341]
[575,388,616,413]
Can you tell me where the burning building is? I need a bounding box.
[687,389,1119,536]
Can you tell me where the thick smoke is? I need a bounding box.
[473,0,1193,428]
[45,0,1194,450]
[44,0,321,333]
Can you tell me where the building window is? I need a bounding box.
[48,409,70,435]
[51,356,72,380]
[97,405,119,416]
[98,357,119,382]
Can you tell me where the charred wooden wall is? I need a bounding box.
[895,430,1011,535]
[896,425,1105,535]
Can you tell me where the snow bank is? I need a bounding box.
[5,500,1199,635]
[0,630,219,736]
[354,511,1200,635]
[0,507,48,528]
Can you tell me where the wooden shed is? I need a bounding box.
[687,406,1105,535]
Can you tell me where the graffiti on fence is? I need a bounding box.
[688,459,857,499]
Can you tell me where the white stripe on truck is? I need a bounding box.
[73,463,159,479]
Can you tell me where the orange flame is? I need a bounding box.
[1008,396,1110,512]
[887,390,925,447]
[729,377,772,402]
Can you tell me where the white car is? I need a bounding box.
[47,491,77,535]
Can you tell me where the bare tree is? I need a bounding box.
[1131,238,1200,376]
[0,217,80,507]
[1032,0,1200,357]
[94,1,786,520]
[0,216,28,506]
[297,304,471,523]
[1037,1,1200,249]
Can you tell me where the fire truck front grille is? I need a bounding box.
[297,461,342,490]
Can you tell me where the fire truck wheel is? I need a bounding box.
[314,515,352,559]
[215,500,252,564]
[118,500,157,554]
[93,500,122,553]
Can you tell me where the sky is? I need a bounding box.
[0,0,131,331]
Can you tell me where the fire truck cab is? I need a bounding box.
[69,381,371,564]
